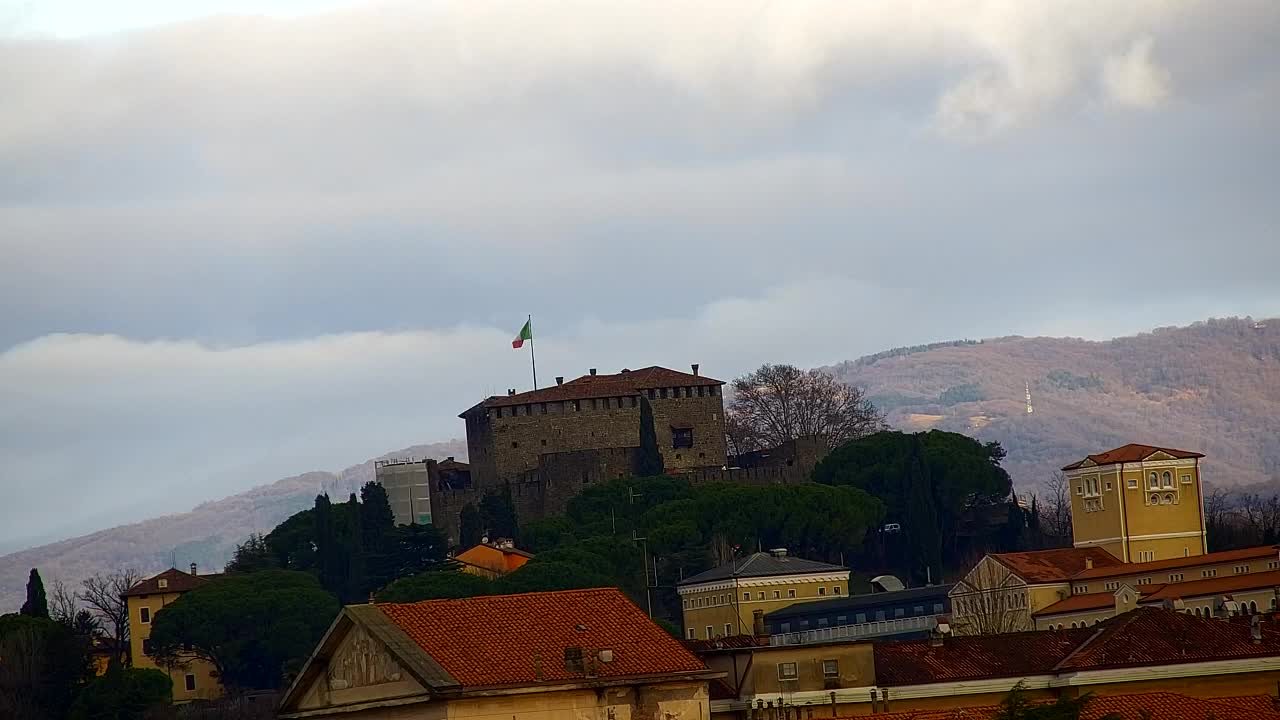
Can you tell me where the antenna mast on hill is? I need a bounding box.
[1025,381,1034,414]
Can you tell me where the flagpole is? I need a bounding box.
[528,314,538,390]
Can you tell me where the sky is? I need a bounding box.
[2,0,1279,549]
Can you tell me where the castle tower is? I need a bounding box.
[1060,444,1207,563]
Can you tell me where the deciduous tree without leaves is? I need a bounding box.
[726,364,884,454]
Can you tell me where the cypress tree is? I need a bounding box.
[313,494,343,598]
[636,396,665,477]
[20,568,49,618]
[904,440,942,584]
[344,493,366,602]
[459,504,484,548]
[360,481,396,590]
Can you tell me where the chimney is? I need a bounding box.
[446,456,454,462]
[1252,615,1264,644]
[770,548,788,558]
[1085,557,1094,570]
[869,689,879,713]
[190,563,197,576]
[752,609,766,636]
[508,388,516,396]
[621,368,630,373]
[691,363,700,376]
[556,376,564,385]
[589,368,597,376]
[882,689,890,713]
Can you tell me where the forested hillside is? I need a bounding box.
[832,316,1280,492]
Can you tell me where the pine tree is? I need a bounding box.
[20,568,49,618]
[904,440,942,584]
[636,396,665,477]
[313,494,344,599]
[344,493,366,602]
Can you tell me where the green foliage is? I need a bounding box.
[343,493,366,603]
[225,534,274,574]
[68,666,172,720]
[1046,369,1103,391]
[493,560,615,594]
[479,489,519,540]
[0,613,94,720]
[147,570,339,691]
[378,570,494,602]
[384,524,451,578]
[313,494,344,599]
[847,338,981,367]
[636,395,665,477]
[459,504,484,547]
[993,683,1118,720]
[20,569,48,619]
[904,440,942,583]
[938,382,984,405]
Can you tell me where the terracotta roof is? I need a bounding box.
[683,634,768,654]
[865,692,1280,720]
[875,608,1280,687]
[454,543,534,575]
[875,626,1093,685]
[123,568,218,597]
[471,366,723,410]
[677,552,846,586]
[1138,568,1280,602]
[1033,590,1126,617]
[1072,544,1279,580]
[1054,607,1280,671]
[376,588,707,688]
[1061,443,1203,471]
[989,547,1122,583]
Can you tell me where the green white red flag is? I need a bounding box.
[512,318,533,348]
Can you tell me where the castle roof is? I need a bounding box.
[464,366,723,413]
[1061,443,1203,471]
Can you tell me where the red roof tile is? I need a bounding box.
[875,608,1280,687]
[123,568,218,597]
[874,627,1094,685]
[1033,590,1126,617]
[472,366,723,410]
[682,635,768,653]
[376,588,707,688]
[1139,568,1280,602]
[864,692,1280,720]
[1072,544,1280,580]
[991,547,1122,583]
[1061,443,1203,471]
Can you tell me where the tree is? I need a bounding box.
[313,493,344,598]
[904,442,942,584]
[20,569,49,619]
[1038,472,1073,543]
[459,504,484,548]
[49,578,80,626]
[951,558,1030,635]
[993,682,1119,720]
[637,395,665,477]
[377,570,494,603]
[386,523,451,579]
[68,666,172,720]
[225,533,274,573]
[361,482,399,592]
[725,363,885,453]
[81,568,142,667]
[479,489,519,540]
[0,614,94,720]
[148,570,339,691]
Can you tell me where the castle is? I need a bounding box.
[380,364,827,543]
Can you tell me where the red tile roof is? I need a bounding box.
[875,608,1280,687]
[991,547,1122,583]
[682,635,768,653]
[472,366,722,410]
[1061,443,1203,471]
[1138,568,1280,602]
[376,588,707,688]
[1072,544,1279,580]
[1033,590,1124,617]
[123,568,217,597]
[865,693,1280,720]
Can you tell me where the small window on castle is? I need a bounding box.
[511,441,518,449]
[539,403,547,414]
[591,398,598,410]
[647,389,656,400]
[672,428,694,449]
[709,386,717,396]
[674,454,681,461]
[572,400,581,412]
[697,386,705,397]
[660,388,668,399]
[541,439,547,446]
[630,397,638,408]
[699,452,705,458]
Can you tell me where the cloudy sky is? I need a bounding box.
[2,0,1278,549]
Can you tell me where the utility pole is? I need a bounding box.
[633,529,652,618]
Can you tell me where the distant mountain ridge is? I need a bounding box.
[831,316,1280,493]
[0,439,466,611]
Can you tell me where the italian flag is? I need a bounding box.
[512,318,533,348]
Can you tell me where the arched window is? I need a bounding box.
[1251,601,1259,614]
[1149,472,1159,489]
[1150,493,1160,505]
[1164,493,1175,505]
[1070,622,1078,629]
[1162,471,1173,487]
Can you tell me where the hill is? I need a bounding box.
[831,316,1280,493]
[0,439,465,612]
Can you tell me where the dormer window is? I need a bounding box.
[157,579,168,589]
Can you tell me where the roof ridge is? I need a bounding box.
[1048,611,1134,672]
[376,586,618,608]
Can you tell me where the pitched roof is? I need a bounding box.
[376,588,707,688]
[989,547,1122,583]
[1072,544,1279,580]
[123,568,217,597]
[765,584,954,621]
[1032,590,1127,617]
[471,366,723,410]
[1061,443,1203,471]
[866,692,1280,720]
[875,626,1093,685]
[677,552,847,587]
[875,608,1280,687]
[1139,568,1280,602]
[454,542,534,575]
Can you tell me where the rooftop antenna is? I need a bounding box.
[1025,380,1034,414]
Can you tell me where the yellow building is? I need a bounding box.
[277,588,720,719]
[676,549,849,641]
[1060,443,1207,562]
[123,566,223,702]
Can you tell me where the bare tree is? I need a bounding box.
[950,557,1031,635]
[1038,472,1073,542]
[81,568,142,666]
[48,579,79,626]
[725,364,885,453]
